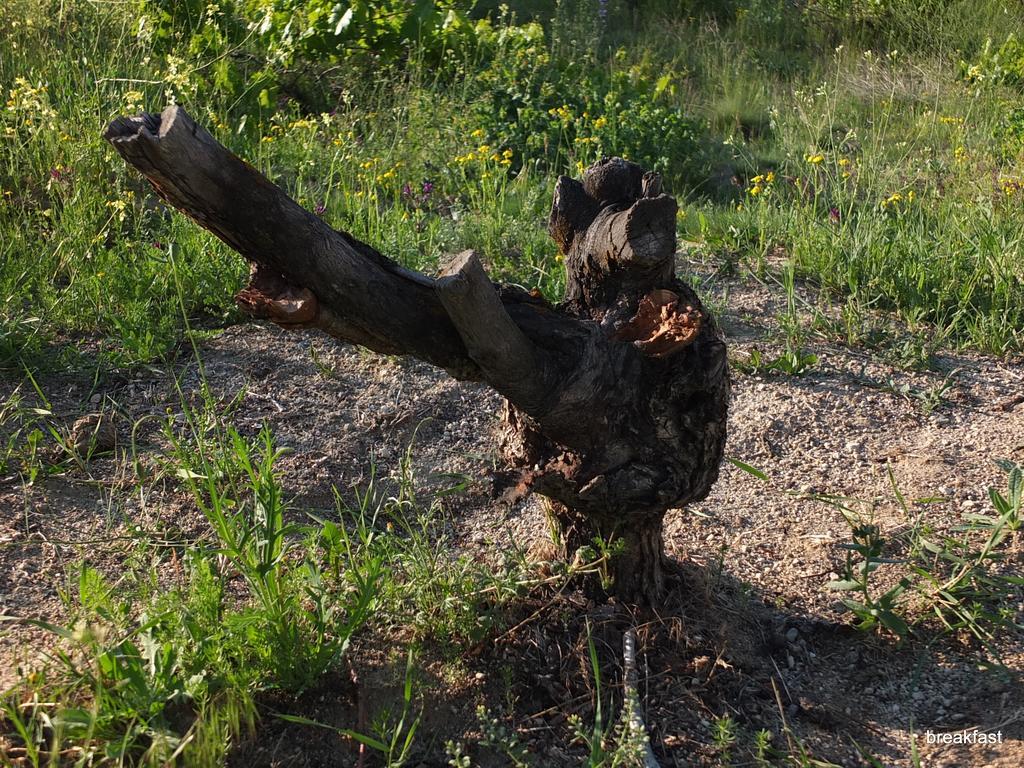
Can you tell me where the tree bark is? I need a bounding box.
[104,106,729,604]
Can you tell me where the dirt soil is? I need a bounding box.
[1,264,1022,767]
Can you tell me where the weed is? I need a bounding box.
[823,462,1024,652]
[826,512,912,639]
[711,714,738,765]
[733,345,819,376]
[478,705,532,767]
[280,649,422,768]
[566,623,649,768]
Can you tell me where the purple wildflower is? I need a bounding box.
[422,181,434,195]
[48,166,71,185]
[314,202,327,216]
[401,182,413,198]
[829,206,840,223]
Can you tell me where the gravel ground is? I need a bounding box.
[1,268,1021,766]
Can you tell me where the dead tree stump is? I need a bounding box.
[104,106,729,604]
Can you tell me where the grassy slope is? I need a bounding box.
[1,0,1023,370]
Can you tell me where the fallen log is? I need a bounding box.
[104,106,729,603]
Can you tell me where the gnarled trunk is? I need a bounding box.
[104,106,729,603]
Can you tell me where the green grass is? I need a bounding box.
[3,1,1020,369]
[0,391,535,765]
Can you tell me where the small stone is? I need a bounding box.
[71,413,117,455]
[786,627,799,643]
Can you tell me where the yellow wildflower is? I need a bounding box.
[549,105,573,122]
[805,153,825,165]
[123,90,145,111]
[593,116,607,129]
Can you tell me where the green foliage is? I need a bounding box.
[1,558,259,765]
[470,13,708,189]
[960,34,1024,89]
[733,345,818,376]
[478,705,533,767]
[823,462,1024,652]
[328,441,531,644]
[255,0,479,62]
[166,421,382,690]
[827,518,912,639]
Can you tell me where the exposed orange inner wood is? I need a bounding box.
[612,289,702,357]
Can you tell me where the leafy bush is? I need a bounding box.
[136,0,484,112]
[960,34,1024,89]
[254,0,479,62]
[471,15,708,190]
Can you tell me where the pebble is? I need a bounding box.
[71,413,117,454]
[785,627,799,643]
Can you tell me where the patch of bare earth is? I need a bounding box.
[1,268,1021,766]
